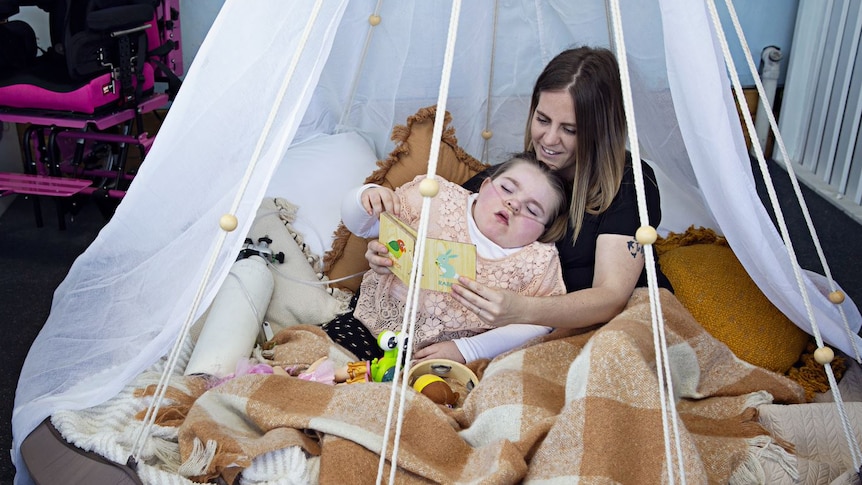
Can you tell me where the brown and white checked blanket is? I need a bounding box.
[167,288,806,484]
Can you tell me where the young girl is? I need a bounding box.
[323,152,569,364]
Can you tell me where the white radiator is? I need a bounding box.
[776,0,862,222]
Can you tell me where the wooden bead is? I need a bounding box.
[219,214,238,232]
[419,177,439,197]
[481,129,493,140]
[813,346,834,365]
[369,14,381,26]
[635,226,657,245]
[828,290,845,304]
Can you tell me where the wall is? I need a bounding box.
[176,0,224,74]
[715,0,799,86]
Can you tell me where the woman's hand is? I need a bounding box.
[361,186,400,217]
[365,239,393,275]
[451,276,528,327]
[413,341,465,364]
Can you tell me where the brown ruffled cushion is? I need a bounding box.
[655,226,810,374]
[322,105,489,292]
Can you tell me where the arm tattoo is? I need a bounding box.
[627,239,643,258]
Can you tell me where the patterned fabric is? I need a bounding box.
[353,175,566,348]
[321,294,383,360]
[171,289,806,484]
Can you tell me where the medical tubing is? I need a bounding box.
[251,209,364,287]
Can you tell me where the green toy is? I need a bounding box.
[370,330,405,382]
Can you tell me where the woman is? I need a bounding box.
[365,46,671,363]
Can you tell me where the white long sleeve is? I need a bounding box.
[340,183,381,237]
[453,324,552,362]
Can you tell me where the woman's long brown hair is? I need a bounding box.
[524,46,627,244]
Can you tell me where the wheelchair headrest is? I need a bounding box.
[0,19,37,69]
[0,1,19,18]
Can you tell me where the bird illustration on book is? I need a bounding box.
[387,239,407,258]
[435,249,458,278]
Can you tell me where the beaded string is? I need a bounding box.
[376,3,463,484]
[720,0,859,365]
[128,0,328,464]
[709,0,862,471]
[337,1,384,131]
[479,0,500,165]
[608,1,684,482]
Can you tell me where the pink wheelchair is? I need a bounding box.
[0,0,181,228]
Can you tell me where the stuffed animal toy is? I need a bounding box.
[335,330,405,383]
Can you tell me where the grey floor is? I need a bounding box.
[1,195,105,484]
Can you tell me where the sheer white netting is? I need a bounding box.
[12,0,862,482]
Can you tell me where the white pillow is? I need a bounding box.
[249,198,348,330]
[265,132,379,257]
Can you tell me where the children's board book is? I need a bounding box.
[379,212,476,293]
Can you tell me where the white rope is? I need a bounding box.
[721,0,860,364]
[534,0,549,65]
[337,0,384,131]
[377,3,463,483]
[607,1,685,483]
[480,0,500,165]
[708,0,862,470]
[378,195,430,485]
[129,0,326,463]
[705,0,819,350]
[825,362,862,470]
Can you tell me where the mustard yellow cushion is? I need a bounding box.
[322,105,489,292]
[656,227,810,374]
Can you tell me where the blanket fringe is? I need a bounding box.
[147,437,182,474]
[744,390,775,409]
[729,435,799,485]
[242,447,319,484]
[178,437,218,477]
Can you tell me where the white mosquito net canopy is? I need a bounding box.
[12,0,862,480]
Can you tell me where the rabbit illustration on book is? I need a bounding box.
[435,250,458,279]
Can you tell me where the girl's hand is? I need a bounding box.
[413,341,465,364]
[451,276,527,327]
[365,239,393,275]
[361,186,400,217]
